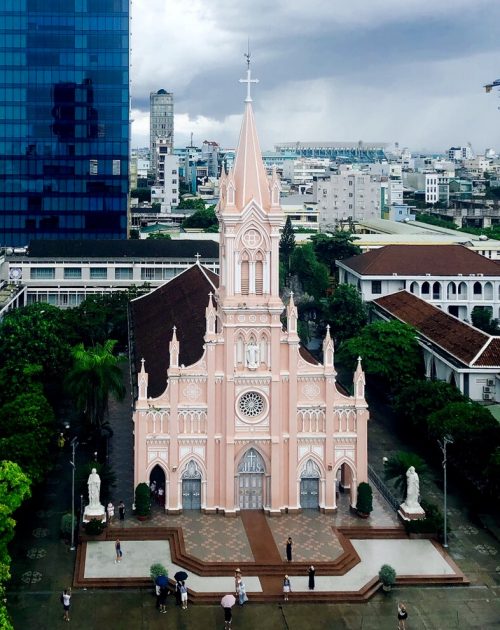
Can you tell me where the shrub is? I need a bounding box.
[356,482,373,515]
[378,564,396,587]
[60,513,74,537]
[135,482,151,517]
[84,519,105,536]
[150,563,168,581]
[403,500,446,538]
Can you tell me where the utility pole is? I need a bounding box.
[70,437,78,551]
[437,435,453,548]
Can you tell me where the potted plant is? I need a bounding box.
[135,482,151,520]
[356,482,373,518]
[378,564,396,592]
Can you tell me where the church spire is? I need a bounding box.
[228,54,271,212]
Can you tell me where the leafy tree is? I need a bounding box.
[130,187,151,203]
[311,232,361,276]
[427,402,499,470]
[384,451,428,501]
[290,243,329,298]
[392,380,466,431]
[0,460,31,586]
[279,216,296,275]
[178,197,206,210]
[147,232,172,240]
[471,306,499,334]
[65,340,125,431]
[151,202,161,211]
[0,392,55,485]
[323,284,368,346]
[338,320,423,392]
[182,206,218,230]
[129,228,140,239]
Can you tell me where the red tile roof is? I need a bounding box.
[341,244,500,276]
[131,265,218,397]
[372,291,500,367]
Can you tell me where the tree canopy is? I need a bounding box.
[279,216,296,275]
[311,232,362,276]
[323,284,368,346]
[471,306,499,334]
[339,320,423,392]
[178,197,206,210]
[181,206,218,230]
[147,232,172,240]
[290,243,330,299]
[130,187,151,203]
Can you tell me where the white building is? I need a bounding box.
[281,158,330,191]
[151,143,179,212]
[425,173,449,204]
[448,146,474,161]
[313,172,381,230]
[337,244,500,321]
[150,89,174,175]
[372,291,500,403]
[462,157,491,176]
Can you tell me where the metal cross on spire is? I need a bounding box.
[239,42,259,103]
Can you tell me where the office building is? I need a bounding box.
[150,89,174,177]
[0,0,130,246]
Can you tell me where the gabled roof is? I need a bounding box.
[340,244,500,276]
[25,239,219,260]
[131,265,218,397]
[372,290,500,367]
[231,102,271,212]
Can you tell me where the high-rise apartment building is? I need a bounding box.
[0,0,130,246]
[150,89,173,178]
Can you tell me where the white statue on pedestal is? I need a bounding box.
[83,467,106,523]
[399,466,425,520]
[246,341,260,369]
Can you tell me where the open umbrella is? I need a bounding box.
[174,570,188,582]
[155,575,168,587]
[221,594,236,608]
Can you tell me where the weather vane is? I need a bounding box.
[239,39,258,103]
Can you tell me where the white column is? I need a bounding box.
[264,252,270,293]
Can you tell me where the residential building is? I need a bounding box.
[0,0,130,246]
[4,239,218,308]
[201,141,220,178]
[337,244,500,321]
[281,158,330,191]
[448,146,474,161]
[150,89,174,176]
[372,291,500,403]
[314,172,381,230]
[425,173,449,205]
[130,70,370,515]
[151,141,179,212]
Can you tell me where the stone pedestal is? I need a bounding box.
[83,504,106,523]
[398,502,426,521]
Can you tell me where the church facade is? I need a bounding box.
[131,68,369,515]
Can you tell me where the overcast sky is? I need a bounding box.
[130,0,500,153]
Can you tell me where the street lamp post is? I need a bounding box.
[70,437,78,551]
[438,435,453,548]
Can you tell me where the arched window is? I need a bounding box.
[473,281,482,296]
[241,252,249,295]
[432,281,441,299]
[409,281,418,294]
[255,251,264,295]
[447,282,456,299]
[421,281,430,295]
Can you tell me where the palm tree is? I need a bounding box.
[66,340,125,431]
[384,451,428,501]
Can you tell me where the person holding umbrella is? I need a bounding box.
[155,575,168,613]
[174,571,188,607]
[221,594,235,629]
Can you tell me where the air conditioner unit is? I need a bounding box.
[487,379,495,386]
[483,386,492,393]
[483,393,493,400]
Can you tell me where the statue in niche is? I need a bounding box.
[246,341,260,369]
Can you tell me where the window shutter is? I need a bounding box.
[241,261,249,295]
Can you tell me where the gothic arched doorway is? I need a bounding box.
[238,448,265,510]
[336,461,356,511]
[300,459,321,509]
[181,460,202,510]
[149,464,166,507]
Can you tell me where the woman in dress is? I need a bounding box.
[237,578,248,605]
[283,575,291,601]
[398,602,408,629]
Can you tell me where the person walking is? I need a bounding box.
[223,606,232,629]
[283,575,291,601]
[237,578,248,605]
[308,565,315,590]
[398,602,408,629]
[180,581,188,610]
[286,536,293,562]
[118,500,125,522]
[115,539,122,563]
[158,586,168,613]
[61,587,71,622]
[106,501,114,524]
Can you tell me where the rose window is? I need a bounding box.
[239,391,265,418]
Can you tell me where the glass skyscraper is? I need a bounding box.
[0,0,130,246]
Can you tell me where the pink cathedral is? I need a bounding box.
[131,64,369,516]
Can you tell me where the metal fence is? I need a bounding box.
[368,464,400,512]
